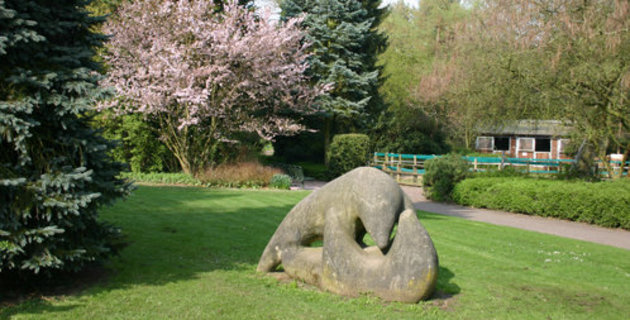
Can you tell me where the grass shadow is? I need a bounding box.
[1,186,301,314]
[2,186,461,316]
[434,266,460,298]
[0,300,78,320]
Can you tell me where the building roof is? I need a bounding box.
[480,120,572,137]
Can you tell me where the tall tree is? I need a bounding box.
[425,0,630,171]
[0,0,130,276]
[281,0,388,161]
[102,0,323,176]
[374,1,466,152]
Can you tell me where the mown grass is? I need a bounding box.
[2,186,629,319]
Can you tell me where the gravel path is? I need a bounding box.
[302,181,630,250]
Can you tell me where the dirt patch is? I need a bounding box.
[428,289,458,311]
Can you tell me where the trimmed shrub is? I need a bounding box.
[423,154,470,201]
[452,177,630,229]
[270,174,292,189]
[473,165,529,178]
[327,134,370,178]
[120,172,202,186]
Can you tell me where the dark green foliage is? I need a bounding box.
[423,154,470,201]
[452,177,630,229]
[273,130,325,163]
[327,134,370,178]
[281,0,388,156]
[472,166,528,178]
[0,0,130,276]
[96,113,177,173]
[270,174,292,190]
[297,161,329,181]
[373,104,449,154]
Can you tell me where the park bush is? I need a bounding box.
[198,162,283,188]
[423,154,470,201]
[327,134,370,178]
[96,113,178,173]
[452,177,630,229]
[269,174,292,189]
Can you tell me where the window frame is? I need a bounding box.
[517,137,535,153]
[476,136,494,151]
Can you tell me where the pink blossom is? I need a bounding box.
[102,0,323,137]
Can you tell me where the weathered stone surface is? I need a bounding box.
[257,167,438,303]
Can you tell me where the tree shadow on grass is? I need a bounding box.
[1,187,303,317]
[1,186,461,317]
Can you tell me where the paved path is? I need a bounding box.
[302,181,630,250]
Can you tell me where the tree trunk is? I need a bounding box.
[571,139,587,172]
[179,157,193,176]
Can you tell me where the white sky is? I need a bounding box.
[255,0,420,23]
[255,0,420,14]
[383,0,419,8]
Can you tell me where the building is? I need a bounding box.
[475,120,572,160]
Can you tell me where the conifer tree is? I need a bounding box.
[281,0,388,158]
[0,0,130,276]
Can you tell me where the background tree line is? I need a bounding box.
[88,0,628,174]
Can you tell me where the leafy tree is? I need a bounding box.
[373,1,464,153]
[102,0,323,176]
[95,112,178,173]
[281,0,388,161]
[0,0,130,276]
[373,104,449,154]
[428,0,630,174]
[378,1,428,110]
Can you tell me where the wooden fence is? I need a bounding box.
[372,152,629,185]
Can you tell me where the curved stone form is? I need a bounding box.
[257,167,438,303]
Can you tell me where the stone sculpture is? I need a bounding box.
[257,167,438,303]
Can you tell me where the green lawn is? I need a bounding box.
[2,186,629,319]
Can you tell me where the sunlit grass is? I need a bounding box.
[2,186,629,319]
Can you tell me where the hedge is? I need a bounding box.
[452,177,630,229]
[327,134,370,178]
[423,154,470,201]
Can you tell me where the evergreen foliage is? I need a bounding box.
[326,133,370,178]
[281,0,388,156]
[0,0,130,276]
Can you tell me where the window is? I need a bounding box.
[518,138,534,152]
[535,138,551,152]
[494,137,510,151]
[476,136,493,150]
